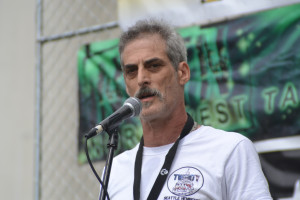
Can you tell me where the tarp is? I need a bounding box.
[78,4,300,197]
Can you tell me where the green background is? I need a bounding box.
[77,4,300,163]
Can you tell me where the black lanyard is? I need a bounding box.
[133,113,194,200]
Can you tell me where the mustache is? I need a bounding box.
[134,87,163,100]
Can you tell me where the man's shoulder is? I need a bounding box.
[113,143,140,163]
[185,125,252,150]
[194,125,248,140]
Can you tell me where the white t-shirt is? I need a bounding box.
[104,126,272,200]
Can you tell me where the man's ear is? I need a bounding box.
[177,61,190,85]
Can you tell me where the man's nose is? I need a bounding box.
[137,67,151,87]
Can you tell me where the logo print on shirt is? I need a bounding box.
[167,167,204,196]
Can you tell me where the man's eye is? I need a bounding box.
[149,63,161,70]
[125,68,137,76]
[127,69,135,73]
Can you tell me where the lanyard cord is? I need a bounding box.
[133,113,195,200]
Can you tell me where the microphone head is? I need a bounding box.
[124,97,142,117]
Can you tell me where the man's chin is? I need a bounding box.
[140,107,158,121]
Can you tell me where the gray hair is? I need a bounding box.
[119,19,187,70]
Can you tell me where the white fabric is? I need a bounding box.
[118,0,300,31]
[105,126,272,200]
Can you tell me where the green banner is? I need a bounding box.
[77,3,300,164]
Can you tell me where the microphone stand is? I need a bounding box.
[99,128,119,200]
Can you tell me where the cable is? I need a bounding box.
[84,136,111,200]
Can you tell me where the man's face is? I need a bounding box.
[122,34,185,121]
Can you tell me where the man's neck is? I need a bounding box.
[141,112,188,147]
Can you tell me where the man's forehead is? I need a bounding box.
[120,33,167,67]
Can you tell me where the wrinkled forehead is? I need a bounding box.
[120,33,167,67]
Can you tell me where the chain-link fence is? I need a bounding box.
[35,0,121,199]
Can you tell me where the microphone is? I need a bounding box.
[85,97,142,139]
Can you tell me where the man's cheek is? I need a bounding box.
[125,86,131,96]
[125,87,135,97]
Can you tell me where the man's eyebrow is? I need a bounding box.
[124,58,164,69]
[144,57,164,65]
[123,63,137,70]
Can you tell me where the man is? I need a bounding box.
[104,19,272,200]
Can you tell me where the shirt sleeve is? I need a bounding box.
[224,138,273,200]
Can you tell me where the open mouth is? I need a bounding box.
[136,88,159,101]
[138,92,156,100]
